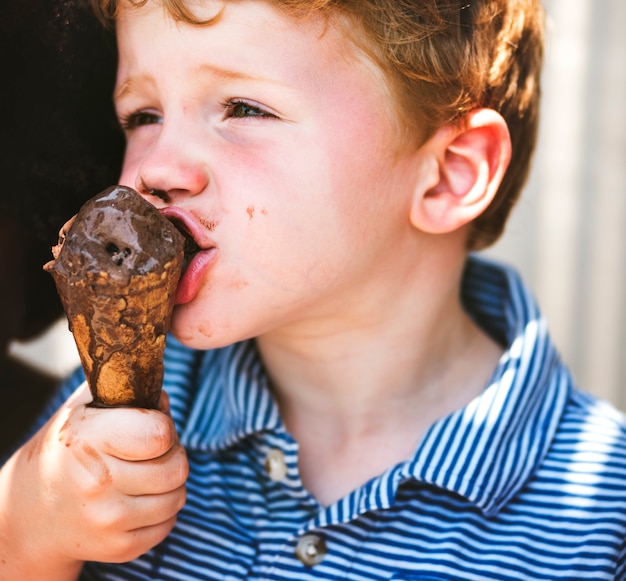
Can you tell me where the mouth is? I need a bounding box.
[157,205,219,304]
[171,218,202,273]
[158,207,208,273]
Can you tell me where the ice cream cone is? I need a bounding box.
[44,185,185,408]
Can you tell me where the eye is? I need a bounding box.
[119,110,163,131]
[223,99,277,120]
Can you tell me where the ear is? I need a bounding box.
[409,109,511,235]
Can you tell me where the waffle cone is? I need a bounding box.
[44,186,185,408]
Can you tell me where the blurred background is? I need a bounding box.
[9,0,626,411]
[487,0,626,411]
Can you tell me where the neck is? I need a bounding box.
[258,288,496,436]
[256,249,503,505]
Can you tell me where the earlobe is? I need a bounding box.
[409,109,511,235]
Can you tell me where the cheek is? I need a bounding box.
[233,118,400,281]
[306,123,399,239]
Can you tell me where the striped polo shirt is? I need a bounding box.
[47,255,625,580]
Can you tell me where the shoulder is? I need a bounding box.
[509,386,626,549]
[564,388,626,441]
[546,387,626,487]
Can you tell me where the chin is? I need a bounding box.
[169,315,239,351]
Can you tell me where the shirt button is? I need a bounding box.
[264,449,287,481]
[295,533,327,567]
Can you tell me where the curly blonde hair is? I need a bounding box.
[92,0,544,249]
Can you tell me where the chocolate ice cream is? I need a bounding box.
[44,185,185,408]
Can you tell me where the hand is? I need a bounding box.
[0,382,188,578]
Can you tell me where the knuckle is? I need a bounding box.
[158,447,189,492]
[147,414,175,456]
[89,502,126,532]
[77,475,105,499]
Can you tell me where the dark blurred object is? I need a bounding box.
[0,0,124,458]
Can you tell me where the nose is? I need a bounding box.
[129,126,209,206]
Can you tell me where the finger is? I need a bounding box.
[65,380,94,408]
[126,485,187,530]
[114,515,180,563]
[79,515,179,564]
[111,444,189,496]
[158,390,171,415]
[83,484,186,536]
[129,514,179,548]
[85,407,178,461]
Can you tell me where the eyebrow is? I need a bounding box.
[196,63,273,83]
[114,63,287,101]
[114,73,154,101]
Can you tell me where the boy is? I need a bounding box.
[1,0,625,579]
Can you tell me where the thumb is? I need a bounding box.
[158,390,171,416]
[65,380,94,408]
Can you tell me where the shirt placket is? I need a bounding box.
[248,429,411,579]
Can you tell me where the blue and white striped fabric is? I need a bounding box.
[49,255,625,580]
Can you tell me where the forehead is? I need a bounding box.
[115,0,384,88]
[118,0,344,57]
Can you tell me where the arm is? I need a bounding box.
[0,382,187,580]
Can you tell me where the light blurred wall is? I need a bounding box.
[487,0,626,410]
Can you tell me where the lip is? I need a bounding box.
[174,247,218,305]
[158,206,218,305]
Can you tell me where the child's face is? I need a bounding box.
[116,0,425,348]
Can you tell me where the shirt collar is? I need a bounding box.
[175,255,571,516]
[177,340,282,451]
[396,255,571,516]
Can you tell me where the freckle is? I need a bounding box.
[198,217,218,231]
[232,278,249,289]
[247,205,255,219]
[199,324,213,338]
[261,208,268,215]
